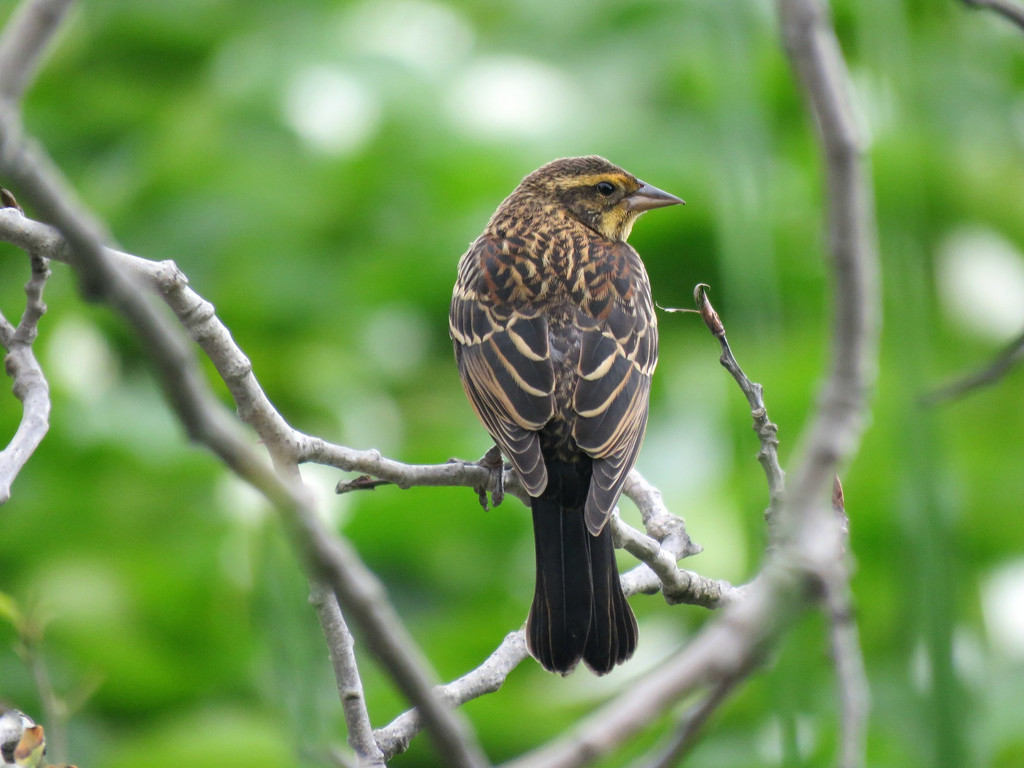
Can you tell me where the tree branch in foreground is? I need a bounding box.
[777,0,877,764]
[777,0,879,522]
[628,651,757,768]
[666,284,786,533]
[0,0,74,107]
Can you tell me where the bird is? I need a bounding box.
[449,156,682,675]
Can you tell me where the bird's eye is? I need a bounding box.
[596,181,616,197]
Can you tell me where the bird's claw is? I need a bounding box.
[473,445,505,511]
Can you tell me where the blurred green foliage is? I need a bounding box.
[2,0,1024,765]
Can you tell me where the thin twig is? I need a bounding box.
[16,638,66,765]
[0,199,51,505]
[692,285,786,531]
[962,0,1024,31]
[923,326,1024,404]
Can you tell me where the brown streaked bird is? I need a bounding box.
[450,156,683,675]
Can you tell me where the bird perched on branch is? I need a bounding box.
[450,156,682,674]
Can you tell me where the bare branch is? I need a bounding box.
[612,516,740,608]
[962,0,1024,31]
[0,0,75,106]
[621,470,701,558]
[376,632,531,761]
[304,435,525,499]
[923,326,1024,404]
[310,582,386,768]
[0,202,51,505]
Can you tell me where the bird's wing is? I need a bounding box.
[571,241,658,535]
[450,234,555,496]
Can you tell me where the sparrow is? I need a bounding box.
[450,156,682,675]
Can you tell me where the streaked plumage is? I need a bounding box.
[450,156,682,674]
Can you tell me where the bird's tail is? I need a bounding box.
[526,459,638,675]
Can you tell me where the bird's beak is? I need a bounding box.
[625,182,685,212]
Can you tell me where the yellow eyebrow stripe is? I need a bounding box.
[555,172,633,189]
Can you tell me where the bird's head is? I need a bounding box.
[517,155,683,242]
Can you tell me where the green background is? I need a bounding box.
[2,0,1024,765]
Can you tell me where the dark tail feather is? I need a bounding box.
[526,459,637,675]
[527,475,593,675]
[583,523,638,674]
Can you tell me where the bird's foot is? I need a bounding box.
[448,446,505,511]
[478,445,506,509]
